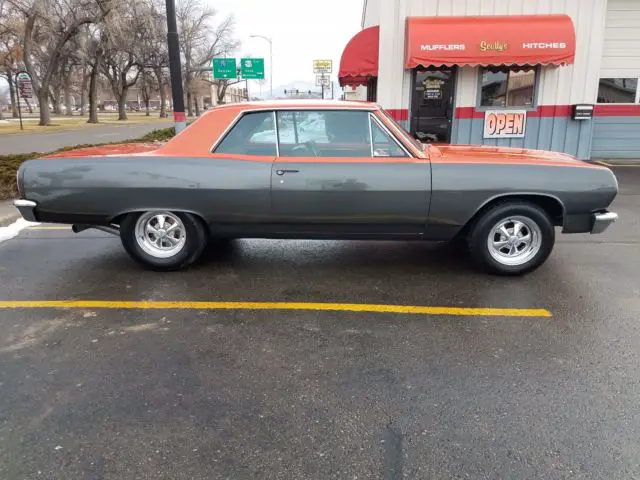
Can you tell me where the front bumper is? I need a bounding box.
[591,211,618,234]
[13,199,38,222]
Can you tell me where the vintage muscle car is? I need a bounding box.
[14,100,618,275]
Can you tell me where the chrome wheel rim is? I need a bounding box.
[135,212,186,259]
[487,215,542,266]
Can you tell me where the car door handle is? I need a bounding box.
[276,169,300,176]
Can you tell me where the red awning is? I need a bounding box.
[405,14,576,68]
[339,26,379,86]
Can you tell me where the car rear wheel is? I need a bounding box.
[120,211,207,271]
[467,202,555,275]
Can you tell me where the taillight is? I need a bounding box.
[16,167,24,197]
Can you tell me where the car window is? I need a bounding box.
[276,110,371,158]
[214,111,276,156]
[380,109,422,152]
[370,117,408,157]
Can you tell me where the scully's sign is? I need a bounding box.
[483,110,527,139]
[479,41,509,52]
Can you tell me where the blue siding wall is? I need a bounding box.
[452,116,595,160]
[592,117,640,159]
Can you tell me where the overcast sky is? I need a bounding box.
[0,1,363,97]
[211,0,363,91]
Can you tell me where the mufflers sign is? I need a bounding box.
[483,110,527,139]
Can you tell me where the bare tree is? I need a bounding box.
[0,7,21,118]
[86,36,103,123]
[102,50,139,120]
[176,0,239,116]
[136,0,168,117]
[138,69,155,116]
[9,0,110,125]
[101,0,160,120]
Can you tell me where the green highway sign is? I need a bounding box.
[240,58,265,80]
[212,58,237,79]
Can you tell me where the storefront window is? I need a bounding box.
[480,67,536,108]
[597,78,638,104]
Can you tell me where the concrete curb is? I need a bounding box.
[0,212,20,228]
[0,202,20,228]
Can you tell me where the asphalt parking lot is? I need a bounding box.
[0,166,639,480]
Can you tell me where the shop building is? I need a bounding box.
[338,0,640,160]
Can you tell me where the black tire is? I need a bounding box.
[466,201,555,276]
[120,211,208,271]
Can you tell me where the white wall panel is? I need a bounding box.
[601,0,640,77]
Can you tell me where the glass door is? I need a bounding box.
[410,68,456,143]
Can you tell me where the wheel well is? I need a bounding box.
[110,210,209,231]
[459,194,565,238]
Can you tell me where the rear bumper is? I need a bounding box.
[13,199,37,222]
[591,211,618,234]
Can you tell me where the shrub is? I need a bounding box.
[140,126,176,142]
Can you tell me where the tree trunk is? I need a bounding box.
[64,83,73,116]
[141,86,150,116]
[194,95,200,116]
[117,86,128,121]
[7,73,19,118]
[186,90,193,117]
[87,50,102,124]
[216,82,228,104]
[154,68,167,118]
[38,88,51,125]
[51,88,62,115]
[79,65,89,116]
[24,96,33,114]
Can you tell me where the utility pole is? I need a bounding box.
[249,35,273,98]
[165,0,186,133]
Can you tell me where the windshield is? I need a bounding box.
[380,108,423,151]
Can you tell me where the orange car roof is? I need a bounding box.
[156,100,382,156]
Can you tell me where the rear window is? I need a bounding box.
[214,111,277,156]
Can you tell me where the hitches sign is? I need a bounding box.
[483,110,527,138]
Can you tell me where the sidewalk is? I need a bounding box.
[0,200,19,227]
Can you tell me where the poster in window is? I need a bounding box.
[422,78,442,100]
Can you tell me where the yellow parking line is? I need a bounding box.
[0,300,551,317]
[594,160,640,167]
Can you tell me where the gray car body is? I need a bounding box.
[15,102,619,240]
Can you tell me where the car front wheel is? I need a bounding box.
[120,211,207,271]
[467,202,555,275]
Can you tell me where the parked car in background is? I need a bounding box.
[14,100,618,275]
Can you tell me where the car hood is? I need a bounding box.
[42,142,162,159]
[431,144,595,167]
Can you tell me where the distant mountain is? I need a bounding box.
[254,80,342,100]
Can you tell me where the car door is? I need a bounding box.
[270,109,432,237]
[206,110,277,228]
